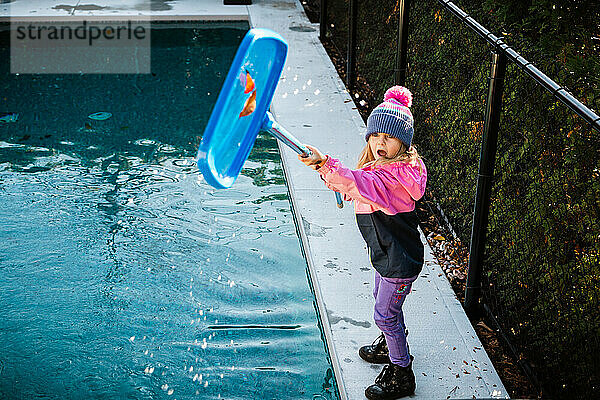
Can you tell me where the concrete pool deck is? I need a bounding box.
[3,1,509,398]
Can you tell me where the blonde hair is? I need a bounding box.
[357,141,423,174]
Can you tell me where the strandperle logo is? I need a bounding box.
[14,21,147,47]
[10,19,151,74]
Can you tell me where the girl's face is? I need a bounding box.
[368,132,403,160]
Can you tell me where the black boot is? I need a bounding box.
[365,361,416,400]
[359,331,411,364]
[359,333,389,363]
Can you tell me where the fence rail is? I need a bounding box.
[436,0,600,132]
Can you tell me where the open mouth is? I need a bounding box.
[377,149,387,157]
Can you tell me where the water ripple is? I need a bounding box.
[0,27,339,398]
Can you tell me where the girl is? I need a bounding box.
[298,86,427,400]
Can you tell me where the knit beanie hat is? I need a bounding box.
[365,86,414,147]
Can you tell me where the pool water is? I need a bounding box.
[0,22,339,399]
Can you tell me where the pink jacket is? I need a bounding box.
[317,156,427,215]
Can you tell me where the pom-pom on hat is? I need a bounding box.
[365,86,414,147]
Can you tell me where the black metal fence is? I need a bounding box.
[313,0,600,398]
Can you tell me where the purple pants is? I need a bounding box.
[373,270,418,367]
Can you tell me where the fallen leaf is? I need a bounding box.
[477,321,494,333]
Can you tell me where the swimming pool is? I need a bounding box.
[0,21,339,399]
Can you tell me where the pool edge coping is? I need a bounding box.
[0,15,250,23]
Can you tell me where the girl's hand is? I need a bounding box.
[298,144,327,170]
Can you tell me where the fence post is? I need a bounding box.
[319,0,328,41]
[464,49,507,317]
[395,0,411,85]
[347,0,357,91]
